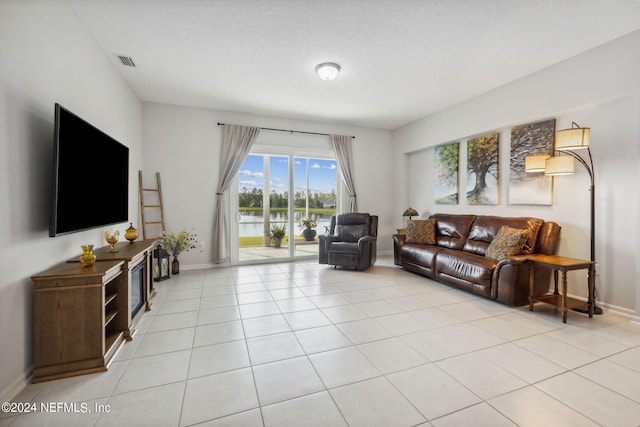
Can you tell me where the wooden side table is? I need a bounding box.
[525,254,595,323]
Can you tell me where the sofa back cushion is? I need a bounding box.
[333,213,372,243]
[430,214,476,250]
[463,216,543,256]
[535,221,562,255]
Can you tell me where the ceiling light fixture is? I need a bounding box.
[315,62,341,80]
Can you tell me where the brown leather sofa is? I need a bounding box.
[393,213,561,306]
[319,213,378,270]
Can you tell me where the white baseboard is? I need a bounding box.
[596,301,637,319]
[562,291,638,320]
[1,369,31,404]
[180,263,219,270]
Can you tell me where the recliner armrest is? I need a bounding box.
[318,234,339,264]
[320,234,340,244]
[357,235,376,248]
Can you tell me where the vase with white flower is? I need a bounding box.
[159,229,202,274]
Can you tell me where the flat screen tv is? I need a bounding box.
[50,103,129,237]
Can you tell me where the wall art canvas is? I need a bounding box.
[467,133,499,205]
[508,118,555,205]
[434,142,459,204]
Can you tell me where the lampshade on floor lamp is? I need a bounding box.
[525,122,602,314]
[524,154,550,172]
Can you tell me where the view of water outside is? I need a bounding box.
[238,153,337,245]
[239,211,333,237]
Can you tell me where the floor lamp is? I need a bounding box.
[525,122,602,314]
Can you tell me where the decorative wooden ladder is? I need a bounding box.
[138,171,166,239]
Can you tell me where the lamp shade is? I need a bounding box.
[556,127,590,151]
[315,62,341,80]
[545,155,575,176]
[525,154,550,172]
[402,207,419,218]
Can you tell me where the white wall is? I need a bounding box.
[0,1,142,401]
[392,30,640,317]
[142,103,394,267]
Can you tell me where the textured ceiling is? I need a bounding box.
[70,0,640,129]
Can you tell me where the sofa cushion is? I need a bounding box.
[486,226,530,260]
[435,250,496,294]
[399,243,441,267]
[430,214,477,250]
[406,219,436,245]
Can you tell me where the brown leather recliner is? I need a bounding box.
[319,213,378,270]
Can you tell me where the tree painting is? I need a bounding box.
[434,142,459,204]
[508,119,555,205]
[467,133,499,204]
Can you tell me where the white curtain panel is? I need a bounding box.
[331,134,358,212]
[213,124,261,263]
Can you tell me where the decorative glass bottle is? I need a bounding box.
[125,223,138,243]
[79,245,96,267]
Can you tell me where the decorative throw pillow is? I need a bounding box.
[486,226,529,260]
[406,219,436,245]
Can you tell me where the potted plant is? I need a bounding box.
[299,218,318,241]
[270,225,286,248]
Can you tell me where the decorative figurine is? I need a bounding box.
[104,230,120,252]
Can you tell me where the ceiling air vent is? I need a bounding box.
[116,55,136,67]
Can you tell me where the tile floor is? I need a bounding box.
[4,256,640,427]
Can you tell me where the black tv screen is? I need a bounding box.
[50,103,129,237]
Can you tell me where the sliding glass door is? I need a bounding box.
[293,157,336,241]
[235,151,337,264]
[238,154,291,261]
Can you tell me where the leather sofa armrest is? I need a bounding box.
[392,234,406,266]
[497,255,530,267]
[392,234,406,246]
[491,255,538,305]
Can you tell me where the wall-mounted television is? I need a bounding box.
[50,103,129,237]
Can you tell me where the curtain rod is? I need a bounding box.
[217,122,355,139]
